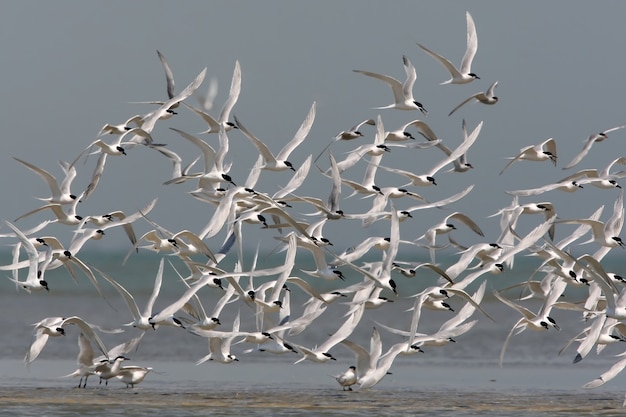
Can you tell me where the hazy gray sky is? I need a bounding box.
[2,1,626,254]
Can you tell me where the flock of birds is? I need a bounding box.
[4,10,626,399]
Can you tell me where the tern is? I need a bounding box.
[418,211,484,262]
[563,124,626,170]
[495,278,566,366]
[314,118,376,163]
[234,101,316,171]
[25,316,112,365]
[183,60,241,133]
[95,260,167,330]
[417,11,480,84]
[13,158,78,205]
[3,220,50,292]
[499,137,557,175]
[353,55,427,113]
[117,365,153,388]
[448,80,498,116]
[334,366,357,391]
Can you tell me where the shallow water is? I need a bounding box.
[3,252,626,415]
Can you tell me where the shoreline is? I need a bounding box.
[1,387,625,413]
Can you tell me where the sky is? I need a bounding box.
[1,1,626,257]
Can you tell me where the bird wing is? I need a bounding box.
[277,101,316,160]
[460,11,478,74]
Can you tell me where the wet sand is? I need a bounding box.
[1,387,625,415]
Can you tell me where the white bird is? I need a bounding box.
[334,119,376,141]
[14,192,84,226]
[576,254,626,320]
[583,354,626,399]
[448,80,498,116]
[62,333,99,388]
[417,11,480,84]
[558,156,626,189]
[135,49,178,108]
[445,241,502,280]
[334,366,357,391]
[418,212,484,263]
[183,60,241,133]
[499,137,557,175]
[376,281,487,348]
[13,158,78,205]
[167,126,236,190]
[341,327,418,390]
[96,355,130,386]
[563,124,626,170]
[138,66,207,134]
[3,220,49,292]
[77,197,158,248]
[555,218,624,249]
[353,55,427,113]
[25,316,112,365]
[506,180,583,197]
[196,76,218,111]
[117,365,153,388]
[314,119,376,163]
[377,121,483,187]
[95,259,169,330]
[234,101,316,171]
[98,115,144,136]
[290,305,365,364]
[194,311,244,364]
[494,278,567,366]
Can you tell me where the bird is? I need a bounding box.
[377,121,483,187]
[234,101,316,171]
[499,137,557,175]
[77,197,158,248]
[183,60,241,133]
[94,260,168,330]
[117,365,153,388]
[3,220,50,292]
[558,156,626,189]
[25,316,112,365]
[13,158,78,205]
[340,327,418,390]
[314,118,376,163]
[506,180,583,197]
[494,278,567,366]
[334,119,376,141]
[384,119,438,142]
[96,355,130,386]
[14,192,84,226]
[417,11,480,84]
[193,311,244,365]
[166,126,236,190]
[334,366,357,391]
[418,212,485,263]
[134,49,178,109]
[448,80,498,116]
[555,218,624,249]
[353,55,427,113]
[98,114,144,136]
[563,124,626,170]
[290,306,365,364]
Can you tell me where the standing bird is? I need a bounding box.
[334,366,357,391]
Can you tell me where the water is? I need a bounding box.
[2,251,626,416]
